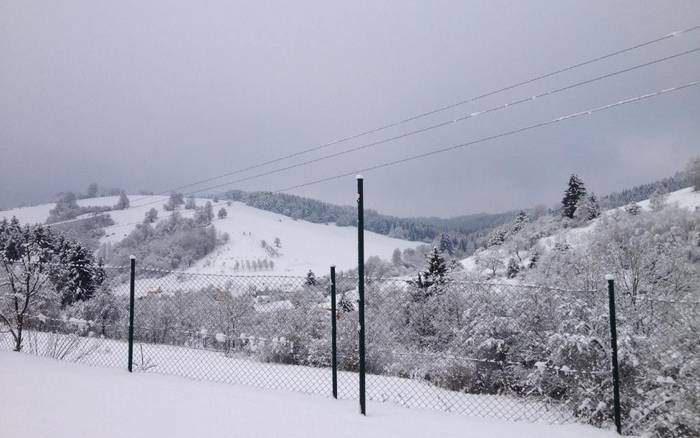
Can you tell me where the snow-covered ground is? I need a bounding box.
[0,351,619,438]
[0,331,567,423]
[460,187,700,273]
[1,195,419,276]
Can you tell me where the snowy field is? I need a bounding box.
[1,195,418,277]
[0,331,570,423]
[0,351,619,438]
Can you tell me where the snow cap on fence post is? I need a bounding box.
[605,274,614,281]
[130,255,136,260]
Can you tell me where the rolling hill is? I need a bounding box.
[1,195,419,277]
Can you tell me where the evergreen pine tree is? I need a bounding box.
[511,210,529,233]
[218,207,227,219]
[305,270,317,286]
[562,174,587,219]
[437,233,454,255]
[420,247,448,287]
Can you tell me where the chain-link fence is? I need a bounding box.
[359,279,611,424]
[0,265,131,369]
[2,262,698,437]
[127,267,342,397]
[614,295,700,437]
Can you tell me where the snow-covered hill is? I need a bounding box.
[461,187,700,276]
[1,195,419,277]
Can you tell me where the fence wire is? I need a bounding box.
[356,279,611,424]
[1,264,697,437]
[614,295,700,437]
[127,268,339,397]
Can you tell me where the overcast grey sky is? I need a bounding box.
[1,1,699,216]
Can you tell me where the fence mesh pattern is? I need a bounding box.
[129,268,338,396]
[2,264,698,436]
[359,279,611,423]
[614,296,699,436]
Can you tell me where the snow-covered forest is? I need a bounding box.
[1,159,699,437]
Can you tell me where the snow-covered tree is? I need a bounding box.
[163,192,184,211]
[115,191,130,210]
[194,202,215,226]
[511,210,529,233]
[0,218,102,351]
[391,248,403,266]
[185,196,197,210]
[417,247,448,289]
[305,270,317,286]
[437,233,454,256]
[144,207,158,224]
[528,249,539,269]
[205,202,214,222]
[562,174,587,219]
[51,237,104,306]
[48,192,80,222]
[687,156,700,191]
[474,250,505,278]
[74,286,122,336]
[624,203,641,216]
[217,207,227,219]
[86,182,99,198]
[485,227,508,247]
[649,189,667,212]
[505,257,520,278]
[574,193,600,222]
[274,237,281,248]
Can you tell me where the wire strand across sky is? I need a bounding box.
[45,79,700,229]
[273,80,700,193]
[149,47,700,199]
[134,24,700,202]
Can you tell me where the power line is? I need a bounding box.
[273,80,700,193]
[42,79,700,231]
[39,27,700,227]
[155,47,700,196]
[132,24,700,202]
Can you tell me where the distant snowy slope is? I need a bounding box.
[635,186,700,211]
[190,201,417,276]
[2,195,419,276]
[461,186,700,273]
[0,195,154,227]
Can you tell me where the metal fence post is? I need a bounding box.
[330,265,338,399]
[357,176,366,415]
[128,255,136,372]
[606,275,622,434]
